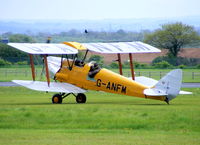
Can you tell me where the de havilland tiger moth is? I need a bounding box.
[8,41,192,104]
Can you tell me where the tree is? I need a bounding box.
[9,34,35,43]
[88,55,104,65]
[0,43,28,63]
[0,34,36,63]
[0,58,11,66]
[144,22,200,57]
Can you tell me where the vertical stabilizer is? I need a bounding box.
[155,69,182,101]
[144,69,182,103]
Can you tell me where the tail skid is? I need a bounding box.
[144,69,182,103]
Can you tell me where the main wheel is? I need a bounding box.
[52,94,62,104]
[76,93,86,103]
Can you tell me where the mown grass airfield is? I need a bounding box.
[0,86,200,145]
[0,41,199,144]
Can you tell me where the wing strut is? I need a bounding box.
[82,50,89,62]
[129,53,135,80]
[29,54,35,81]
[117,53,123,75]
[44,55,50,86]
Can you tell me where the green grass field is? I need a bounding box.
[0,87,200,145]
[0,66,200,82]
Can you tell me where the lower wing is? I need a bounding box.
[12,80,86,93]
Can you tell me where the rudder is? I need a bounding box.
[144,69,182,103]
[155,69,182,102]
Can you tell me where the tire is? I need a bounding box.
[76,93,86,103]
[52,94,62,104]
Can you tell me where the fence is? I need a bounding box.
[130,71,199,79]
[0,68,46,81]
[0,68,199,82]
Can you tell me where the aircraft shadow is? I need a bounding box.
[86,102,167,106]
[0,101,182,106]
[0,102,52,106]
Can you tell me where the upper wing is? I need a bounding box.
[8,43,78,54]
[9,41,160,55]
[12,80,86,93]
[82,41,161,54]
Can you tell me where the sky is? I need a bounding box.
[0,0,200,20]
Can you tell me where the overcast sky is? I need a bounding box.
[0,0,200,20]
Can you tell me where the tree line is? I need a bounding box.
[0,22,200,67]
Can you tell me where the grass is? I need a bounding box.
[0,66,200,82]
[0,87,200,145]
[0,66,47,82]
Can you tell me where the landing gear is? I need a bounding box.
[51,93,86,104]
[76,93,86,103]
[164,97,169,105]
[52,94,62,104]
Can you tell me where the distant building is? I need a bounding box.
[89,48,200,64]
[1,38,9,44]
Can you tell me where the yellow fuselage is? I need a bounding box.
[55,60,165,101]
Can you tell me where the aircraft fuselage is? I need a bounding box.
[55,60,165,101]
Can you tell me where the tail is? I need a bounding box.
[144,69,182,103]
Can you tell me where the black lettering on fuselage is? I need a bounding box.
[111,83,117,91]
[106,82,111,89]
[116,84,121,91]
[121,86,127,94]
[96,79,101,87]
[96,79,126,94]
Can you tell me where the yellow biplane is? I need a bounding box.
[8,41,191,104]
